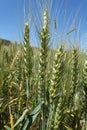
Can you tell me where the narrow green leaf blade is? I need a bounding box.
[4,125,11,130]
[13,109,29,128]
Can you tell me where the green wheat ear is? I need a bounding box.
[38,10,49,130]
[83,61,87,130]
[83,60,87,93]
[69,48,78,108]
[83,57,87,130]
[24,22,32,79]
[49,45,64,130]
[38,10,49,103]
[54,96,65,130]
[23,22,33,107]
[49,45,64,104]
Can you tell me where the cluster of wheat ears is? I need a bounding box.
[0,6,87,130]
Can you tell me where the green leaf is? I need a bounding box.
[31,103,42,122]
[22,118,30,130]
[13,103,42,129]
[31,103,42,115]
[4,125,11,130]
[0,103,3,108]
[13,109,29,128]
[20,117,32,130]
[21,103,42,130]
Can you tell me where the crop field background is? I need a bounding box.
[0,0,87,130]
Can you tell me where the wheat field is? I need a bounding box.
[0,1,87,130]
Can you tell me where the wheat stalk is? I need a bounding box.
[9,105,14,130]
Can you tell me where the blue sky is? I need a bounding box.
[0,0,24,42]
[0,0,87,48]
